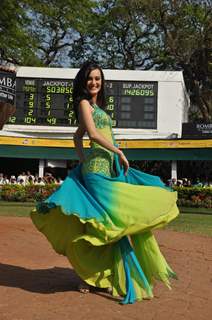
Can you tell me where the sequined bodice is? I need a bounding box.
[82,104,115,177]
[92,104,112,129]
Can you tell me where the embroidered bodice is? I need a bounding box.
[82,104,115,177]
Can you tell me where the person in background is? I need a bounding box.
[3,175,9,185]
[17,172,27,185]
[187,179,192,187]
[26,171,35,183]
[27,176,34,185]
[0,173,4,185]
[10,175,17,184]
[194,178,203,188]
[34,177,45,186]
[55,177,63,185]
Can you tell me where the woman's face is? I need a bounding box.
[86,68,102,98]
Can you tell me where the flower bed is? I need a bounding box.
[0,184,58,202]
[174,186,212,208]
[0,184,212,208]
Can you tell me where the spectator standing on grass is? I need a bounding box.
[26,176,34,185]
[168,178,177,187]
[194,178,203,188]
[44,173,56,184]
[0,174,9,185]
[17,172,27,185]
[26,171,35,183]
[3,175,9,184]
[0,173,4,185]
[18,179,25,186]
[56,177,63,185]
[187,179,192,187]
[182,178,188,187]
[176,179,183,187]
[34,173,39,183]
[34,177,45,186]
[10,175,17,184]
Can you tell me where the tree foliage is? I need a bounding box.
[29,0,95,66]
[70,0,211,120]
[69,0,161,69]
[0,0,211,120]
[145,0,212,121]
[0,0,40,65]
[0,0,95,66]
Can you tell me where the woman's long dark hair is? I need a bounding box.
[72,61,106,121]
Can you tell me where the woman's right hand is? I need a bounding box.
[118,150,129,176]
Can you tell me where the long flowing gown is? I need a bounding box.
[31,104,179,304]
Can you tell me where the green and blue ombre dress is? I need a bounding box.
[31,104,179,304]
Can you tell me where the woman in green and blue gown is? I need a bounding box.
[31,61,179,304]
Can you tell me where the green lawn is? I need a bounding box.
[179,206,212,215]
[0,201,34,217]
[166,213,212,237]
[0,201,212,237]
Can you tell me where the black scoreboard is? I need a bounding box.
[7,77,158,129]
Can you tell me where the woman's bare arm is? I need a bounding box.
[78,100,129,174]
[73,125,86,163]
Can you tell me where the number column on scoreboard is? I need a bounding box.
[37,79,76,126]
[64,82,77,126]
[105,81,118,127]
[9,78,38,125]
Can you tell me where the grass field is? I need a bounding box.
[0,201,212,237]
[165,213,212,237]
[0,201,34,217]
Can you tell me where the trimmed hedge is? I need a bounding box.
[0,184,58,202]
[173,186,212,208]
[0,184,212,208]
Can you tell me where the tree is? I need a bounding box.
[69,0,159,69]
[1,0,211,120]
[0,0,41,65]
[146,0,212,121]
[29,0,96,66]
[69,0,211,121]
[0,0,96,66]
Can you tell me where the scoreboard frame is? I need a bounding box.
[9,76,158,129]
[2,67,188,139]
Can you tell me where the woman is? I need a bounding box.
[31,61,179,304]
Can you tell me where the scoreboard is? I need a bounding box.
[1,67,188,140]
[5,75,158,129]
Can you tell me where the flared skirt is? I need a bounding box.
[31,163,179,303]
